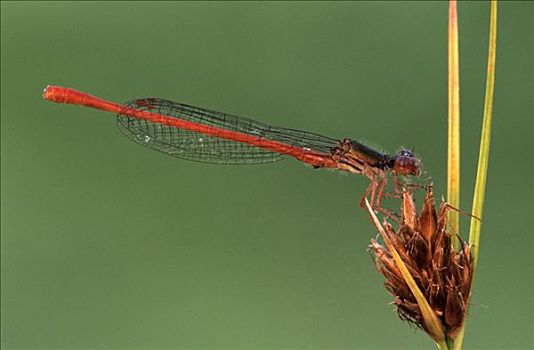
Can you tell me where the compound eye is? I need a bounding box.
[400,150,413,157]
[393,150,420,176]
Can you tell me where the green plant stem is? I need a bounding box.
[447,0,461,248]
[468,0,497,271]
[438,340,450,350]
[453,1,497,349]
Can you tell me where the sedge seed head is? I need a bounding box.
[369,186,473,341]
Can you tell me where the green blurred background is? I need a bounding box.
[1,2,532,349]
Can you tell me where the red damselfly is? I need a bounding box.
[43,86,421,210]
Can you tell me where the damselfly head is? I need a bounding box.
[393,149,420,176]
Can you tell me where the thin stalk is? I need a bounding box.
[453,1,498,349]
[448,0,461,247]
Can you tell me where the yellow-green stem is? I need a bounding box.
[453,1,497,349]
[448,0,461,247]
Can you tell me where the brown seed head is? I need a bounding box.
[368,186,473,342]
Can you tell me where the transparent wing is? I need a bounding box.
[116,98,340,165]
